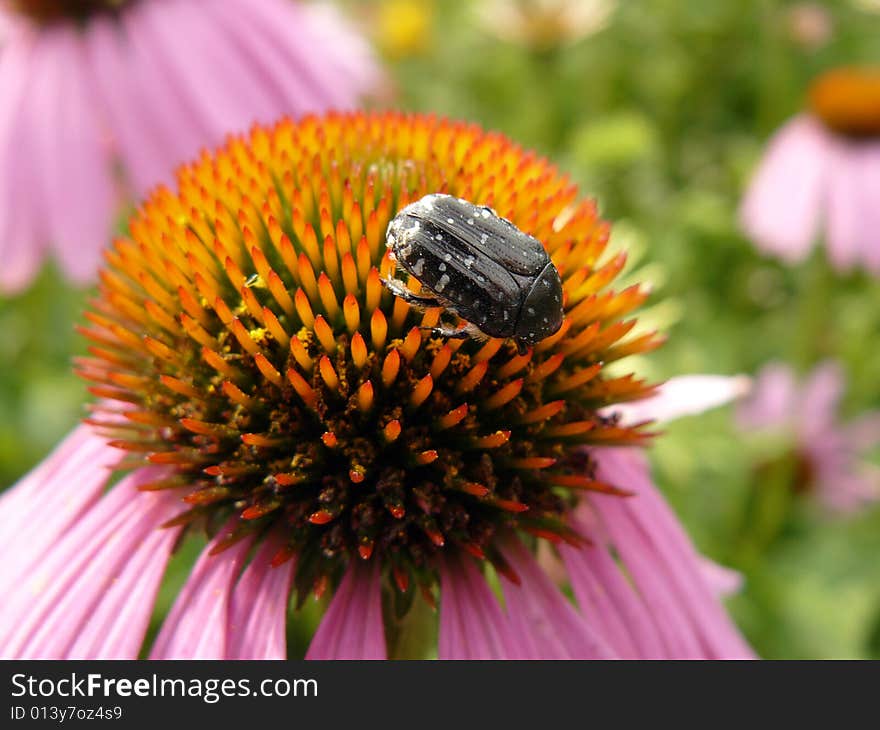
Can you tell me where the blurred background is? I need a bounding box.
[2,0,880,658]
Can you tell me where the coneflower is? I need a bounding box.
[738,361,880,513]
[0,0,383,293]
[0,112,752,659]
[740,67,880,275]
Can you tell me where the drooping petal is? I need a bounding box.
[739,115,829,263]
[824,139,876,273]
[306,560,386,660]
[499,537,616,659]
[37,26,113,284]
[0,424,121,601]
[83,14,173,196]
[226,536,295,660]
[586,447,754,659]
[438,552,512,659]
[149,529,253,660]
[0,469,181,659]
[606,374,751,426]
[854,145,880,275]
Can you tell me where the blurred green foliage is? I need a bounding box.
[3,0,880,658]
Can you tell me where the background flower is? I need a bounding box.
[738,361,880,513]
[0,0,384,293]
[739,68,880,275]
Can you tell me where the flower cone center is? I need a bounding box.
[79,113,660,606]
[10,0,128,23]
[809,67,880,137]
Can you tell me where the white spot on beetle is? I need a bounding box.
[467,218,474,225]
[435,234,443,241]
[444,253,452,262]
[480,233,488,244]
[436,274,450,292]
[527,307,535,315]
[481,210,491,218]
[412,258,425,277]
[447,217,455,224]
[438,263,446,272]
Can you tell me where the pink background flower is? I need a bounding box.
[0,0,384,293]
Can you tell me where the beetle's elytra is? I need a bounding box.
[382,193,564,353]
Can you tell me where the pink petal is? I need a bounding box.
[1,469,180,659]
[560,517,667,659]
[842,412,880,451]
[0,32,47,292]
[589,448,755,659]
[737,362,798,431]
[499,537,616,659]
[149,529,253,660]
[797,360,844,439]
[605,374,751,426]
[226,0,349,112]
[295,1,385,102]
[0,424,121,601]
[739,115,828,263]
[66,511,181,659]
[856,145,880,275]
[38,27,114,284]
[438,552,512,659]
[306,560,386,660]
[226,536,295,660]
[196,0,327,122]
[697,556,744,598]
[83,15,171,195]
[824,139,876,273]
[817,465,880,512]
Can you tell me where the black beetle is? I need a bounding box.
[382,193,564,354]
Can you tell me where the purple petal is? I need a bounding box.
[737,362,798,432]
[825,140,871,272]
[0,424,121,602]
[697,556,744,598]
[37,26,114,284]
[589,448,755,659]
[306,560,386,659]
[739,115,828,263]
[438,552,512,659]
[83,15,171,195]
[149,528,253,660]
[797,360,844,439]
[842,412,880,451]
[0,32,46,292]
[560,515,667,658]
[499,537,616,659]
[1,469,180,659]
[226,536,295,660]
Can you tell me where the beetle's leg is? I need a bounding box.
[423,322,487,341]
[514,339,531,356]
[380,276,443,308]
